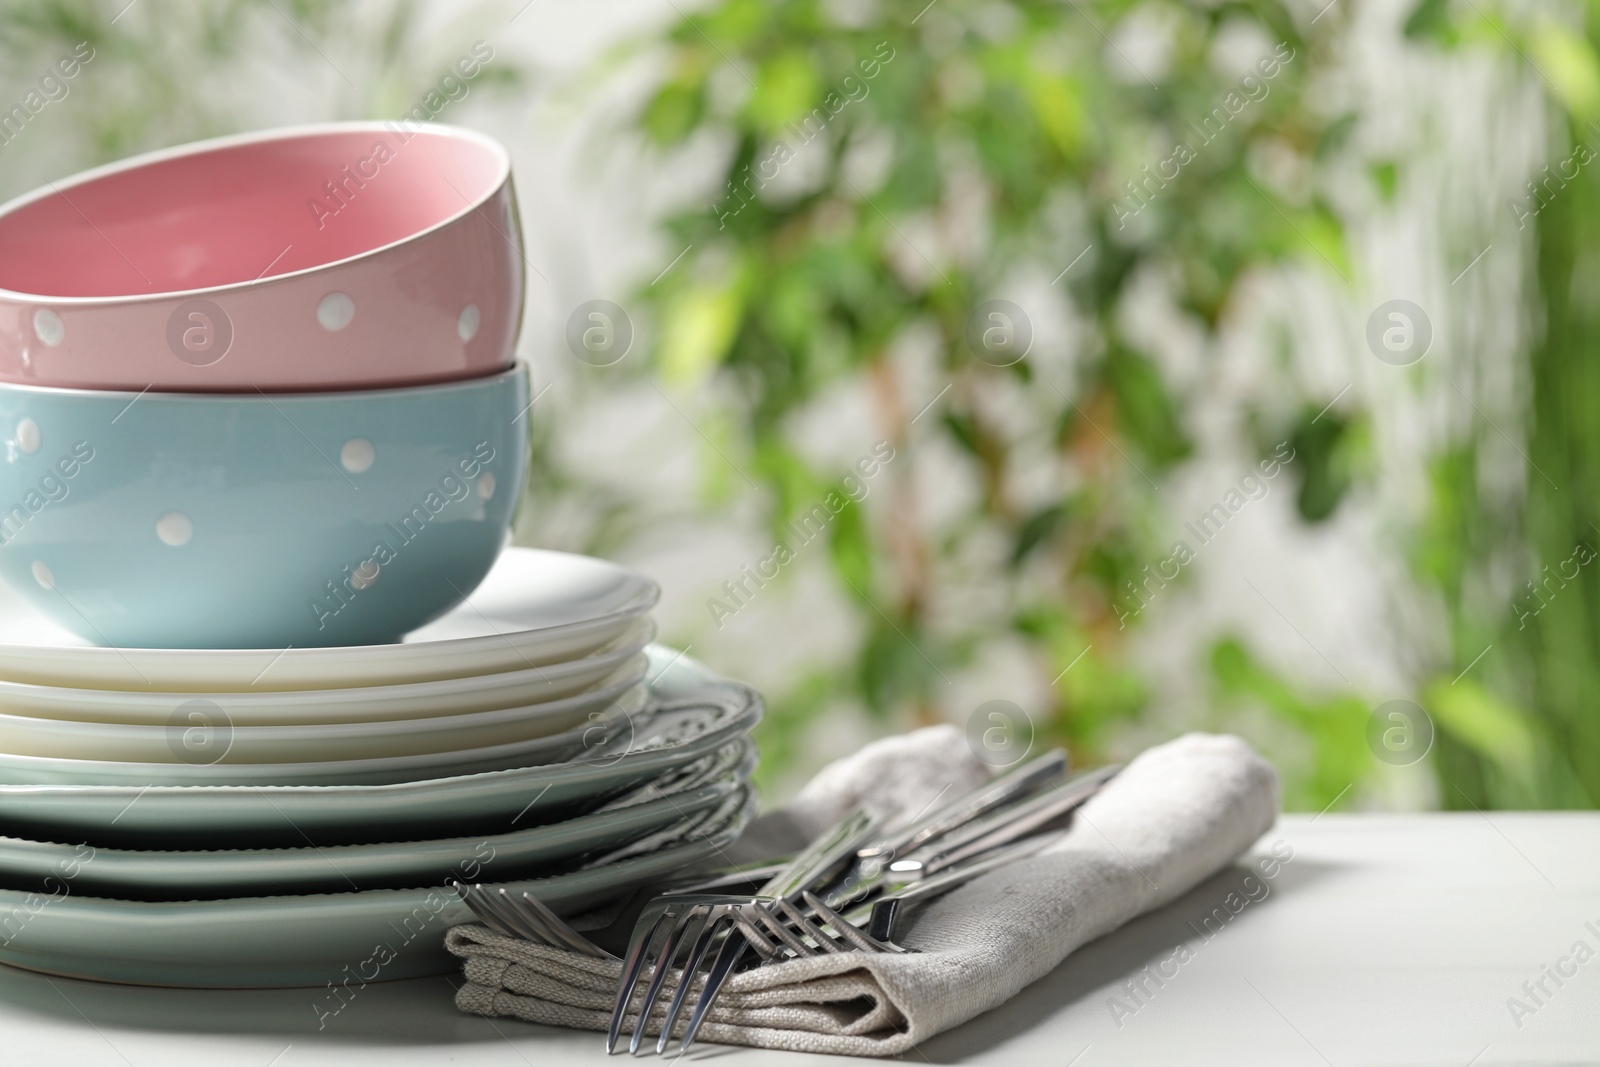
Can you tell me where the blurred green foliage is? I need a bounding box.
[1405,3,1600,809]
[610,0,1381,803]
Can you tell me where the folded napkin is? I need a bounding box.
[447,728,1280,1056]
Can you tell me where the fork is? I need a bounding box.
[606,806,881,1055]
[664,833,1065,1055]
[455,882,617,958]
[740,831,1062,962]
[452,861,789,959]
[661,762,1121,1053]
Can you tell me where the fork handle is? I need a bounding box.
[758,807,881,901]
[905,764,1119,876]
[856,748,1067,861]
[861,832,1060,940]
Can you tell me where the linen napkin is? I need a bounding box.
[447,728,1280,1056]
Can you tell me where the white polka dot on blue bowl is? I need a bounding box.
[16,419,40,455]
[157,512,193,547]
[340,438,375,473]
[351,561,380,590]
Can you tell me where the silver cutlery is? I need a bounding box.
[663,763,1120,1054]
[606,806,882,1055]
[740,832,1063,960]
[457,753,1120,1058]
[854,748,1067,863]
[452,860,791,959]
[824,748,1071,908]
[889,763,1119,880]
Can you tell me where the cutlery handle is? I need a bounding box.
[758,807,881,902]
[821,750,1072,909]
[857,748,1068,862]
[855,833,1061,939]
[904,764,1119,877]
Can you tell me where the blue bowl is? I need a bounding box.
[0,366,529,649]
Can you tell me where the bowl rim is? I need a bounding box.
[0,360,529,402]
[0,121,514,308]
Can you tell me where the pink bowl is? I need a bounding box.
[0,122,523,392]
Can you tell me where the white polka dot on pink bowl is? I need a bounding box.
[0,123,522,392]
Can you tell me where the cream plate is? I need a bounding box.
[0,742,753,898]
[0,684,644,787]
[0,785,756,987]
[0,547,659,692]
[0,647,760,840]
[0,618,653,727]
[0,668,649,764]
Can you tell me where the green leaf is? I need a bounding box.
[1422,677,1541,780]
[828,495,875,596]
[1403,0,1455,42]
[1531,22,1600,120]
[1369,160,1399,202]
[1012,504,1067,566]
[747,50,821,134]
[1104,348,1191,469]
[659,281,744,386]
[1287,407,1366,523]
[1024,70,1085,159]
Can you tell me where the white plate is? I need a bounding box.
[0,685,649,787]
[0,648,761,846]
[0,785,756,987]
[0,665,649,764]
[0,617,653,728]
[0,547,659,692]
[0,742,753,898]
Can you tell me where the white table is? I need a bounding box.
[3,813,1597,1066]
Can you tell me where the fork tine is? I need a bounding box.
[774,898,847,954]
[491,887,560,945]
[801,891,896,953]
[517,890,613,959]
[655,909,734,1054]
[606,904,680,1054]
[750,901,821,958]
[676,930,749,1055]
[731,909,784,961]
[629,903,710,1054]
[467,884,551,946]
[451,882,519,941]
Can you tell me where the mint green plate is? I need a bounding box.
[0,739,752,897]
[0,784,756,988]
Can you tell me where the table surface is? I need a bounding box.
[2,812,1597,1066]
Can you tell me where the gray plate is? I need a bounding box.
[0,740,753,898]
[0,647,760,847]
[0,784,757,988]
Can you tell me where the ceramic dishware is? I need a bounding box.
[0,660,649,763]
[0,618,652,726]
[0,547,660,691]
[0,786,756,988]
[0,761,749,898]
[0,364,529,649]
[0,652,761,846]
[0,122,522,392]
[0,684,639,787]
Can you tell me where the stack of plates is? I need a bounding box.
[0,548,759,988]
